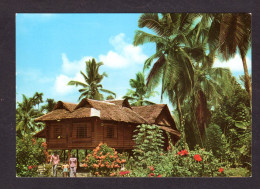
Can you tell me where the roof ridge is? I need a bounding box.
[88,99,116,105]
[132,104,166,108]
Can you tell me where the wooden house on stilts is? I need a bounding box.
[34,98,180,159]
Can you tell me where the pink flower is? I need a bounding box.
[28,166,32,170]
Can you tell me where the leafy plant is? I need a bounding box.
[16,135,46,177]
[131,124,164,176]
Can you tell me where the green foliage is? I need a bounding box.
[40,98,56,113]
[130,142,224,177]
[16,94,44,138]
[16,135,46,177]
[224,167,250,177]
[211,81,251,168]
[130,124,165,176]
[67,58,116,101]
[132,124,164,169]
[205,124,227,159]
[83,143,127,176]
[123,71,157,106]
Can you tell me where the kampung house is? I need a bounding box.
[34,98,181,155]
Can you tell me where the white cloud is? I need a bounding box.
[61,53,92,75]
[54,33,149,95]
[54,72,85,95]
[99,33,148,68]
[213,54,251,74]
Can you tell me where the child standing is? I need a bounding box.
[62,163,69,177]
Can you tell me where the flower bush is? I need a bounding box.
[16,135,46,177]
[128,124,226,177]
[83,143,127,177]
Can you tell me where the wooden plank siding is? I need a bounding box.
[45,118,137,150]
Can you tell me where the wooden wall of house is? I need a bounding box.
[45,118,137,150]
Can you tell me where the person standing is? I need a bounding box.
[50,151,60,177]
[69,154,77,177]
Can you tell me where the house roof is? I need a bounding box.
[131,104,166,124]
[105,99,132,109]
[34,98,180,138]
[54,101,77,112]
[35,98,147,124]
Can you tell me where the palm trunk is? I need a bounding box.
[175,88,186,146]
[241,55,252,106]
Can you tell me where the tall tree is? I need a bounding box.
[123,72,158,106]
[41,98,56,113]
[208,13,251,103]
[133,13,197,125]
[32,92,44,110]
[16,94,43,137]
[68,58,116,101]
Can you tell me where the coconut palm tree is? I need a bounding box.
[133,13,198,123]
[208,13,251,102]
[123,72,158,106]
[41,98,56,113]
[32,92,44,110]
[16,94,43,137]
[68,58,116,101]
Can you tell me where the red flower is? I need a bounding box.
[28,166,32,170]
[178,149,189,156]
[194,154,202,162]
[120,171,130,176]
[157,174,161,177]
[150,166,154,171]
[149,173,155,177]
[219,168,224,173]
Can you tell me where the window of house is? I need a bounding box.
[106,126,114,138]
[105,125,117,139]
[73,122,91,139]
[77,125,87,138]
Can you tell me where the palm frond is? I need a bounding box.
[133,30,166,46]
[67,80,88,88]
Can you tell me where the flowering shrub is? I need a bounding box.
[16,135,46,177]
[155,146,225,177]
[83,143,127,177]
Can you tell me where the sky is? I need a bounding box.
[16,13,252,110]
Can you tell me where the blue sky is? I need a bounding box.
[16,13,251,110]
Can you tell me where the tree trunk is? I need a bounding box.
[175,89,186,146]
[241,55,252,106]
